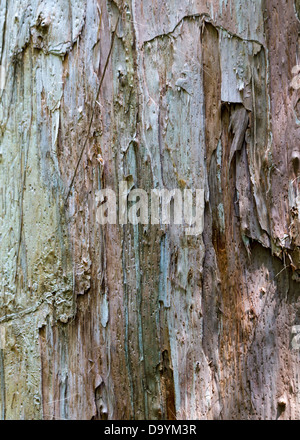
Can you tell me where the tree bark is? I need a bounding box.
[0,0,299,420]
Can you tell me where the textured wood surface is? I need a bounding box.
[0,0,299,419]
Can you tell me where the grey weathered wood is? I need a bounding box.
[0,0,299,420]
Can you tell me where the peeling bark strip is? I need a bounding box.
[64,16,119,204]
[0,0,299,420]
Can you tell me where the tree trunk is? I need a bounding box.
[0,0,299,420]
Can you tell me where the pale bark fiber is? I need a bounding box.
[0,0,299,420]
